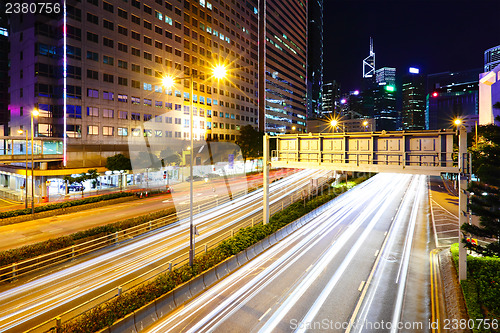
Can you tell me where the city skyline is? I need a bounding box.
[324,0,500,91]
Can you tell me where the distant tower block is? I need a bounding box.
[363,37,375,78]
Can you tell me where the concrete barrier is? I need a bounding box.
[155,292,176,320]
[268,233,277,246]
[134,303,158,332]
[246,245,257,260]
[189,275,206,297]
[215,260,229,279]
[226,255,239,273]
[275,229,285,241]
[253,240,264,254]
[172,282,192,307]
[109,312,137,333]
[203,266,218,288]
[236,250,248,266]
[260,237,271,251]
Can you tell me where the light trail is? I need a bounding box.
[146,174,416,333]
[348,175,426,333]
[0,169,329,332]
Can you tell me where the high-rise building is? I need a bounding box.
[484,45,500,72]
[321,80,340,117]
[8,0,260,168]
[373,67,397,130]
[306,0,323,120]
[363,37,375,79]
[427,69,480,130]
[402,67,426,130]
[0,14,9,135]
[479,45,500,126]
[375,67,396,86]
[259,0,308,134]
[373,84,397,131]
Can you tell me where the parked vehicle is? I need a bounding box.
[185,175,203,182]
[68,183,85,191]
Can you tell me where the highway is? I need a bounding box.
[0,168,294,252]
[147,174,432,333]
[0,169,330,332]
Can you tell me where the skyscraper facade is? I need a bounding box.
[375,67,396,86]
[484,45,500,72]
[372,67,397,130]
[306,0,323,120]
[321,80,340,117]
[259,0,307,134]
[402,68,426,130]
[0,16,9,135]
[8,0,260,168]
[427,69,480,130]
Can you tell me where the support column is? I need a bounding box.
[263,134,269,224]
[458,126,468,281]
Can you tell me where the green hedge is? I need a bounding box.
[0,207,176,267]
[61,179,362,333]
[451,244,500,332]
[0,192,134,220]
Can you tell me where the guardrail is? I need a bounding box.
[26,175,334,333]
[0,186,262,284]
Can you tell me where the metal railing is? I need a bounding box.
[0,186,261,284]
[26,175,334,333]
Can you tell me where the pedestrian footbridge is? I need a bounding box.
[269,130,462,176]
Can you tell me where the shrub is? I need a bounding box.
[61,177,360,332]
[0,192,134,220]
[451,244,500,331]
[0,207,176,267]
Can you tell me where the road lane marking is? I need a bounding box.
[258,308,272,321]
[430,249,442,333]
[358,281,365,292]
[346,175,417,333]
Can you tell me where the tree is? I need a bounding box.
[105,154,132,171]
[469,119,500,186]
[462,119,500,256]
[462,182,500,256]
[63,169,99,196]
[162,152,182,166]
[134,151,161,170]
[236,125,263,162]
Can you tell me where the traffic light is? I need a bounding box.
[163,171,167,179]
[432,92,438,97]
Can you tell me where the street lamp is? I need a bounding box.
[31,109,39,214]
[163,64,227,266]
[363,120,369,131]
[17,129,28,209]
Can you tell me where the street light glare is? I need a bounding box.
[32,109,39,117]
[17,129,23,134]
[454,119,462,126]
[330,120,338,127]
[162,76,175,88]
[363,121,368,126]
[213,64,227,79]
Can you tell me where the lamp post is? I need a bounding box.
[31,109,39,214]
[453,118,469,281]
[163,64,226,266]
[17,129,28,209]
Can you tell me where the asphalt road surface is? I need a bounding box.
[147,174,433,333]
[0,169,329,332]
[0,168,294,252]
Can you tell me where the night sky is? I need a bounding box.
[324,0,500,92]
